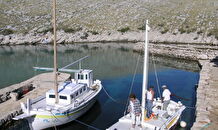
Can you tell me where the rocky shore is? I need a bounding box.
[0,30,218,46]
[0,30,218,61]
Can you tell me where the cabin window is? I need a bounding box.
[60,95,67,100]
[86,74,88,79]
[80,89,83,94]
[78,74,80,79]
[49,95,55,98]
[76,92,78,96]
[81,74,84,79]
[83,86,86,91]
[71,95,74,99]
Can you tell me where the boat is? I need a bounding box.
[13,0,102,129]
[107,20,186,130]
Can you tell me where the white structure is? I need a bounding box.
[107,20,186,130]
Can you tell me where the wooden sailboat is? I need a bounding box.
[13,0,102,129]
[107,20,186,130]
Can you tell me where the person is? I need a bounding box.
[127,93,142,128]
[162,85,171,110]
[146,86,154,118]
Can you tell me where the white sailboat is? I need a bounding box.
[107,20,186,130]
[13,0,102,129]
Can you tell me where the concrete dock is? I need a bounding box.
[0,72,70,127]
[192,59,218,129]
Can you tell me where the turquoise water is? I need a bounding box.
[0,45,199,129]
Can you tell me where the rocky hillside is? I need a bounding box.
[0,0,217,42]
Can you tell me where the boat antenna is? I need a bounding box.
[141,20,150,124]
[52,0,58,104]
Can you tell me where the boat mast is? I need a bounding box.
[141,20,149,124]
[52,0,58,103]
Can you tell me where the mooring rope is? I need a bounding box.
[49,110,101,130]
[74,119,101,130]
[101,84,125,105]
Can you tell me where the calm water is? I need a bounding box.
[0,44,199,130]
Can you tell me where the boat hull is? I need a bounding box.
[27,97,97,130]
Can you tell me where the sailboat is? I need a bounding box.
[107,20,186,130]
[13,0,102,129]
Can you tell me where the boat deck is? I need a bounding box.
[107,101,186,130]
[107,113,168,130]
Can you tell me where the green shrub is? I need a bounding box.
[197,30,203,34]
[158,23,164,27]
[117,27,130,33]
[161,28,169,34]
[39,27,53,34]
[208,29,218,40]
[63,28,75,33]
[80,32,89,39]
[137,26,145,30]
[88,30,99,35]
[0,29,14,35]
[178,28,186,34]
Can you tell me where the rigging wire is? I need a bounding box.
[151,53,162,98]
[123,54,141,115]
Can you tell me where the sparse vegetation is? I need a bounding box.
[0,29,14,35]
[38,27,53,34]
[88,30,99,35]
[197,30,203,34]
[117,27,130,33]
[0,0,217,41]
[137,25,145,30]
[161,28,169,34]
[63,28,75,33]
[80,32,89,39]
[207,29,218,40]
[178,28,186,34]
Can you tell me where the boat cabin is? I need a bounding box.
[46,69,93,106]
[46,83,87,106]
[74,69,93,87]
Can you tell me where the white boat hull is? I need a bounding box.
[27,96,97,130]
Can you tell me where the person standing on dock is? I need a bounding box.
[162,85,171,110]
[146,86,155,118]
[127,93,142,128]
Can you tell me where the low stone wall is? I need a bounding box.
[192,59,218,130]
[0,84,34,103]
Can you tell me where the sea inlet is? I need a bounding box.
[0,44,199,130]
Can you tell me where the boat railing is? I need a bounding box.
[31,95,45,105]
